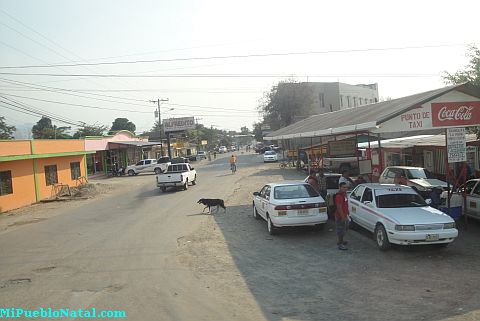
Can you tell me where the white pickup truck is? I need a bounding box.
[126,158,171,176]
[156,163,197,192]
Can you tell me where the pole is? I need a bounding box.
[150,98,169,157]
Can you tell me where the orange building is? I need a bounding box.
[0,139,92,213]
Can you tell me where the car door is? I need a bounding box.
[254,186,268,218]
[135,160,145,173]
[380,168,394,184]
[467,181,480,219]
[349,185,366,225]
[261,186,272,218]
[360,187,376,231]
[142,159,152,173]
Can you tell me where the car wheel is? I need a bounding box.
[154,168,162,175]
[192,176,196,185]
[267,215,277,235]
[128,170,135,176]
[160,186,166,192]
[252,204,261,220]
[183,180,188,190]
[375,224,390,251]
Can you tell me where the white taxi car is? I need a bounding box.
[263,150,278,162]
[348,184,458,250]
[252,182,328,235]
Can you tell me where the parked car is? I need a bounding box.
[457,178,480,220]
[252,182,328,235]
[197,151,207,159]
[156,163,197,192]
[378,166,448,197]
[348,183,458,250]
[171,157,189,164]
[263,150,278,162]
[219,146,227,153]
[126,159,169,176]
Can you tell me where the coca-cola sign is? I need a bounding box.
[431,102,480,127]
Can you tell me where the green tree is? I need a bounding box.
[443,45,480,86]
[109,118,136,134]
[240,126,250,134]
[258,79,314,130]
[253,122,263,141]
[0,116,16,139]
[31,117,71,139]
[443,45,480,137]
[73,123,108,138]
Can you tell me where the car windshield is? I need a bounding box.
[376,193,428,208]
[406,169,430,179]
[274,184,319,199]
[265,151,276,155]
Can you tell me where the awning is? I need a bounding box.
[108,141,160,148]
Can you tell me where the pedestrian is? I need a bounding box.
[316,169,327,199]
[354,175,367,186]
[338,170,354,189]
[307,172,319,192]
[214,151,217,159]
[335,182,350,250]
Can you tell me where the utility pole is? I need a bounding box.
[195,118,202,153]
[150,98,169,157]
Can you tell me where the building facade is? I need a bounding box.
[0,140,91,213]
[278,82,379,115]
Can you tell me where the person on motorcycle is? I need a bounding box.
[229,154,237,172]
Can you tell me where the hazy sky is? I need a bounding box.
[0,0,479,133]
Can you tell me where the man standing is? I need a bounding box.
[229,154,237,172]
[335,182,350,250]
[316,169,328,199]
[338,170,354,189]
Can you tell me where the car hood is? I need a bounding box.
[409,179,448,189]
[379,206,454,224]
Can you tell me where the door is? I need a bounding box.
[466,181,480,219]
[141,159,152,173]
[135,160,145,173]
[360,187,376,231]
[349,185,365,225]
[262,186,272,218]
[255,185,268,218]
[424,150,434,172]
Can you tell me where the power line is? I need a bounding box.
[0,72,441,78]
[0,43,474,69]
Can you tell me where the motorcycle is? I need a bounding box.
[111,166,126,177]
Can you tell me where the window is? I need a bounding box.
[70,162,81,180]
[350,185,365,201]
[45,165,58,186]
[359,98,363,105]
[136,161,144,166]
[340,95,344,107]
[144,160,152,165]
[353,97,357,107]
[264,186,271,200]
[362,188,373,202]
[319,93,325,108]
[0,170,13,196]
[274,184,319,199]
[259,185,268,198]
[347,96,351,107]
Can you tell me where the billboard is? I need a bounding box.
[328,140,356,157]
[163,117,195,132]
[431,102,480,127]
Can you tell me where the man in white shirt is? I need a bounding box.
[338,170,354,189]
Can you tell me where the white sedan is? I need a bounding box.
[263,151,278,162]
[252,182,328,235]
[348,184,458,250]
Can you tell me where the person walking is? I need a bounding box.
[213,151,217,159]
[307,172,319,192]
[338,170,354,189]
[335,182,350,250]
[229,154,237,173]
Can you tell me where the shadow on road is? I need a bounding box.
[209,202,480,321]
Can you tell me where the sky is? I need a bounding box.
[0,0,479,135]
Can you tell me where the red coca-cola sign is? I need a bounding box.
[431,102,480,127]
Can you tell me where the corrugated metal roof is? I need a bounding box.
[358,134,478,148]
[266,83,476,140]
[108,141,160,147]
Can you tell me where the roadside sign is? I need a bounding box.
[201,140,208,145]
[447,128,466,163]
[163,117,195,132]
[328,140,356,157]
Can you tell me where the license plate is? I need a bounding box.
[426,234,439,241]
[297,209,309,215]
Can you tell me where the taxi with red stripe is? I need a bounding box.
[348,184,458,250]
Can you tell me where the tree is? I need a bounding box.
[73,123,108,138]
[240,126,250,134]
[443,45,480,137]
[443,45,480,86]
[0,117,16,139]
[253,122,263,141]
[109,118,136,134]
[31,117,71,139]
[258,79,314,131]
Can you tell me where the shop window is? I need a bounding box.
[0,170,13,196]
[45,165,58,186]
[70,162,81,180]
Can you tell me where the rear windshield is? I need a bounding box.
[325,176,340,189]
[265,151,276,155]
[274,184,319,199]
[376,193,427,208]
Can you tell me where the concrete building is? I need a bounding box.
[278,82,379,115]
[0,139,91,212]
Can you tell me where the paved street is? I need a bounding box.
[1,153,480,321]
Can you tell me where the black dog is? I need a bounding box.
[197,198,226,213]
